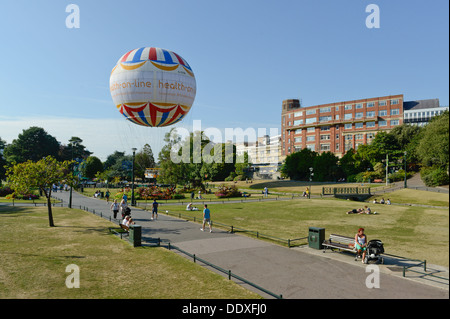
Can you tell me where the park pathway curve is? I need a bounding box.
[50,190,448,299]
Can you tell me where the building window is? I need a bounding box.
[355,103,363,109]
[306,109,316,115]
[344,123,352,130]
[294,120,303,125]
[391,99,399,105]
[306,144,315,151]
[320,126,331,131]
[367,111,375,117]
[320,144,331,151]
[295,129,302,134]
[305,118,317,124]
[319,116,332,122]
[390,119,399,126]
[367,102,375,107]
[294,137,302,143]
[355,134,364,140]
[335,114,340,120]
[355,112,364,119]
[378,110,388,117]
[306,136,315,142]
[345,135,353,140]
[320,135,331,140]
[367,121,376,128]
[320,107,331,113]
[294,111,303,117]
[336,143,340,150]
[307,127,315,132]
[344,113,353,120]
[355,122,363,129]
[391,108,400,115]
[345,104,353,110]
[379,100,387,106]
[379,120,387,126]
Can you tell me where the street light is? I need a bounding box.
[131,147,137,206]
[309,167,314,199]
[404,151,407,188]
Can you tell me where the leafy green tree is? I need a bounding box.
[281,148,316,180]
[135,144,156,181]
[312,151,341,182]
[3,127,60,163]
[417,111,449,168]
[0,138,7,182]
[6,156,75,227]
[81,156,103,179]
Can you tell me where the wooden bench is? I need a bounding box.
[322,234,359,261]
[109,224,129,239]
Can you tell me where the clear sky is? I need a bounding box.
[0,0,448,161]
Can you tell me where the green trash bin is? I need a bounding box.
[308,227,325,249]
[129,225,142,247]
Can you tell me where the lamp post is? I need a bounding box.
[309,167,314,199]
[131,148,137,206]
[404,151,407,188]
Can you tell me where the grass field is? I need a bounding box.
[0,206,260,299]
[165,191,449,267]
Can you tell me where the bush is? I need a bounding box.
[215,184,241,198]
[420,166,449,187]
[0,187,14,197]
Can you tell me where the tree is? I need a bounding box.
[6,156,75,227]
[3,127,60,163]
[59,136,92,161]
[416,111,449,169]
[135,144,156,181]
[281,148,316,180]
[0,137,7,182]
[313,151,341,182]
[81,156,103,179]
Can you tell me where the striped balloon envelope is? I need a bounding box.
[110,47,196,127]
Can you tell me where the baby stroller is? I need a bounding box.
[363,239,384,264]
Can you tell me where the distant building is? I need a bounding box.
[235,135,282,179]
[281,94,447,158]
[403,99,448,126]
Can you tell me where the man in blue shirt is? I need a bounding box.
[201,204,212,233]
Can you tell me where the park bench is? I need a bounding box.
[109,224,129,239]
[322,234,359,261]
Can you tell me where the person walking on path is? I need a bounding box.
[151,199,159,220]
[200,204,212,233]
[110,199,120,219]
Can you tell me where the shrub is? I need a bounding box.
[215,184,241,198]
[420,166,449,187]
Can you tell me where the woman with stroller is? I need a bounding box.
[355,228,368,263]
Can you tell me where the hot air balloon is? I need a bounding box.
[110,47,196,127]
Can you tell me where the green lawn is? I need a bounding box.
[166,194,449,267]
[0,206,260,299]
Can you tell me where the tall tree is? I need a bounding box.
[135,144,156,181]
[416,110,449,168]
[3,127,60,163]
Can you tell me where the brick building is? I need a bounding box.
[281,94,407,158]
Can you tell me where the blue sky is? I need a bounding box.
[0,0,448,160]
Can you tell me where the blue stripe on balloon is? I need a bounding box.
[132,47,145,62]
[138,111,150,126]
[157,111,169,126]
[162,49,174,64]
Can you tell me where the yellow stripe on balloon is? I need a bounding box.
[120,61,147,70]
[150,61,179,71]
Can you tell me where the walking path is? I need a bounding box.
[46,190,448,299]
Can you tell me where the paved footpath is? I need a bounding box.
[49,190,448,299]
